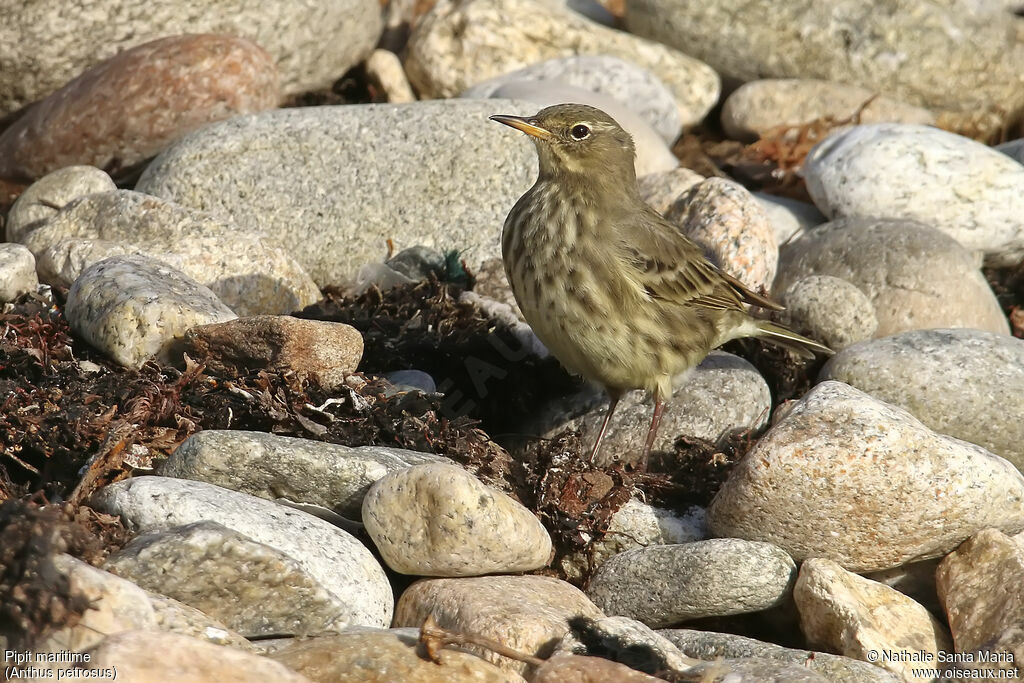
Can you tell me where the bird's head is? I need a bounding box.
[490,103,637,184]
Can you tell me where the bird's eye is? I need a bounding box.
[569,124,591,140]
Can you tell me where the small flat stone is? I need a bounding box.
[362,462,551,576]
[794,558,952,682]
[90,476,393,628]
[0,34,280,180]
[184,316,361,392]
[820,329,1024,469]
[709,381,1024,572]
[393,575,604,673]
[161,430,448,519]
[555,615,699,675]
[5,165,115,243]
[65,255,237,368]
[0,243,38,302]
[587,539,796,628]
[364,49,415,104]
[781,275,877,350]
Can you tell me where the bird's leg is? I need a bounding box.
[588,390,622,466]
[639,393,665,471]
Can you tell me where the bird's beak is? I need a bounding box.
[489,114,554,141]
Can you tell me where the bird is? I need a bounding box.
[490,103,831,470]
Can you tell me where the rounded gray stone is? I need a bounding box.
[753,193,826,246]
[90,476,393,628]
[708,381,1024,572]
[0,243,39,303]
[6,165,115,243]
[782,275,877,350]
[996,138,1024,165]
[820,329,1024,469]
[383,370,437,394]
[65,255,237,368]
[586,539,797,628]
[135,100,540,286]
[362,462,552,576]
[774,217,1009,336]
[461,55,683,143]
[803,123,1024,265]
[0,0,382,115]
[161,430,450,519]
[25,190,320,316]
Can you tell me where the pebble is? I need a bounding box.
[65,255,237,368]
[362,462,552,576]
[90,476,393,628]
[5,165,115,243]
[393,575,604,673]
[404,0,720,127]
[0,35,279,180]
[623,0,1024,117]
[821,329,1024,469]
[560,499,707,581]
[268,629,524,682]
[803,123,1024,265]
[555,615,700,675]
[25,190,320,316]
[532,655,664,682]
[721,79,935,142]
[184,316,361,392]
[0,243,38,303]
[682,659,832,682]
[665,178,778,292]
[863,559,943,619]
[936,528,1024,673]
[662,629,902,683]
[996,138,1024,165]
[521,351,771,466]
[463,79,678,177]
[587,539,796,628]
[383,369,438,394]
[794,558,952,682]
[461,55,683,143]
[84,630,312,683]
[708,381,1024,572]
[105,521,363,637]
[753,193,826,245]
[781,275,878,350]
[162,430,448,519]
[364,49,416,104]
[774,217,1009,336]
[0,0,382,114]
[637,167,705,214]
[136,99,538,286]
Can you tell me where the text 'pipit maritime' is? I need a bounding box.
[491,104,831,469]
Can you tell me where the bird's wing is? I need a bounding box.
[616,204,783,312]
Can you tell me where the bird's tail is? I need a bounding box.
[753,320,833,358]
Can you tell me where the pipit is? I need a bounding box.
[491,103,831,469]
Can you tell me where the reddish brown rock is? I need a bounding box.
[0,34,280,180]
[184,316,362,390]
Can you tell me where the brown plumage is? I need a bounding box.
[492,104,830,469]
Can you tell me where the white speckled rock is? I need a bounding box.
[666,178,778,292]
[144,592,252,650]
[362,463,551,576]
[753,193,826,246]
[461,55,682,143]
[466,80,678,177]
[25,190,320,316]
[774,217,1009,336]
[0,243,38,302]
[821,329,1024,471]
[804,124,1024,265]
[65,255,237,368]
[520,351,771,467]
[5,165,115,243]
[162,430,449,518]
[623,0,1024,116]
[937,528,1024,672]
[0,0,381,115]
[794,558,952,682]
[587,539,797,628]
[637,167,705,216]
[709,381,1024,572]
[405,0,720,127]
[135,100,539,286]
[781,275,877,350]
[393,575,604,673]
[721,79,935,142]
[91,476,393,628]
